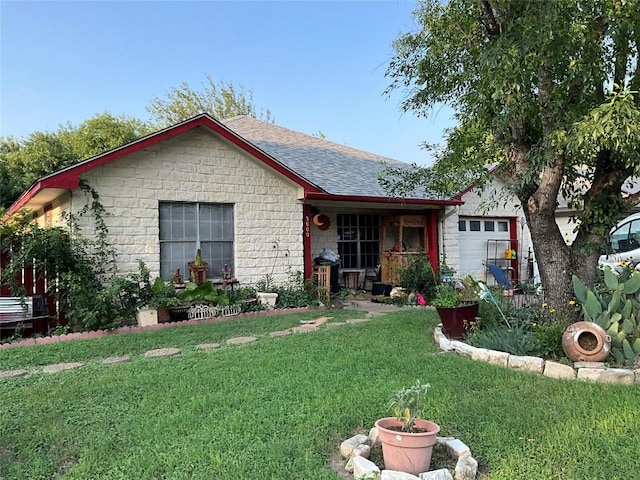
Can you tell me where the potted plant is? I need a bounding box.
[374,381,440,475]
[147,277,181,323]
[135,276,182,326]
[188,248,208,285]
[256,274,279,308]
[430,279,479,340]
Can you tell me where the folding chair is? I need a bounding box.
[486,264,513,290]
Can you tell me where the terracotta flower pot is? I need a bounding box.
[374,417,440,475]
[436,302,479,340]
[562,321,611,362]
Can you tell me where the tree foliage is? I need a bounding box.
[0,113,149,209]
[146,74,274,127]
[383,0,640,308]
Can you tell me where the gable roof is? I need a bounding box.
[222,116,407,197]
[6,113,460,216]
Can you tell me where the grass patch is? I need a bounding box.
[0,309,364,371]
[1,309,639,479]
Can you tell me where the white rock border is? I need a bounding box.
[339,429,478,480]
[434,324,640,384]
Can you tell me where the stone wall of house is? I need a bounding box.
[66,129,304,286]
[310,211,339,260]
[440,206,461,274]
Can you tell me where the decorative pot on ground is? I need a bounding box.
[157,306,171,323]
[374,417,440,475]
[256,292,278,308]
[136,307,158,327]
[562,321,611,362]
[436,302,479,340]
[168,305,190,322]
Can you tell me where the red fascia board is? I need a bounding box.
[304,191,463,206]
[7,115,324,216]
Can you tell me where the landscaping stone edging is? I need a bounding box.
[433,324,640,384]
[339,429,478,480]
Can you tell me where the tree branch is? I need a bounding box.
[477,0,503,36]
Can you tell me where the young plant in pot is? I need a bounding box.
[431,278,480,340]
[375,381,440,475]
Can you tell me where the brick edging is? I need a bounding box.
[0,307,314,350]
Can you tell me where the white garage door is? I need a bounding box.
[458,217,512,282]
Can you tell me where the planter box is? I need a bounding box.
[168,305,190,322]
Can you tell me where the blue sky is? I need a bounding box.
[1,0,456,166]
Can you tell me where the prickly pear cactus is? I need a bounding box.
[572,268,640,363]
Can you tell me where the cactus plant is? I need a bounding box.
[572,268,640,363]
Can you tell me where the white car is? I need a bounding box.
[599,212,640,271]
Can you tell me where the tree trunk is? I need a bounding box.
[526,204,602,312]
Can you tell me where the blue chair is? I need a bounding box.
[486,264,513,290]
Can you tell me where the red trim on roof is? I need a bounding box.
[7,114,323,216]
[304,192,462,206]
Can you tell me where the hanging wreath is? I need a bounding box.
[313,214,331,231]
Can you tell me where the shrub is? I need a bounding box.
[532,320,568,359]
[398,254,437,298]
[466,325,539,356]
[275,269,319,308]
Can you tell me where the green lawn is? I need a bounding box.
[1,309,639,479]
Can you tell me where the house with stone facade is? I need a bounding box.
[5,114,530,290]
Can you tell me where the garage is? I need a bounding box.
[457,217,516,285]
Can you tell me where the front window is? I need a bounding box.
[337,214,380,268]
[159,202,234,279]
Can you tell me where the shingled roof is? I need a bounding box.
[222,115,439,199]
[6,113,457,217]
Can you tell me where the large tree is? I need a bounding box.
[383,0,640,309]
[1,76,275,210]
[0,113,148,209]
[146,74,274,127]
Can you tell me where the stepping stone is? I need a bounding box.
[346,318,370,324]
[0,369,29,379]
[291,324,318,333]
[226,336,257,345]
[102,355,131,364]
[43,362,84,373]
[269,330,292,337]
[144,348,181,358]
[196,343,221,350]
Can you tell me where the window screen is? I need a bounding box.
[159,202,234,279]
[337,214,380,268]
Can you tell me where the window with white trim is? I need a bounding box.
[159,202,234,279]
